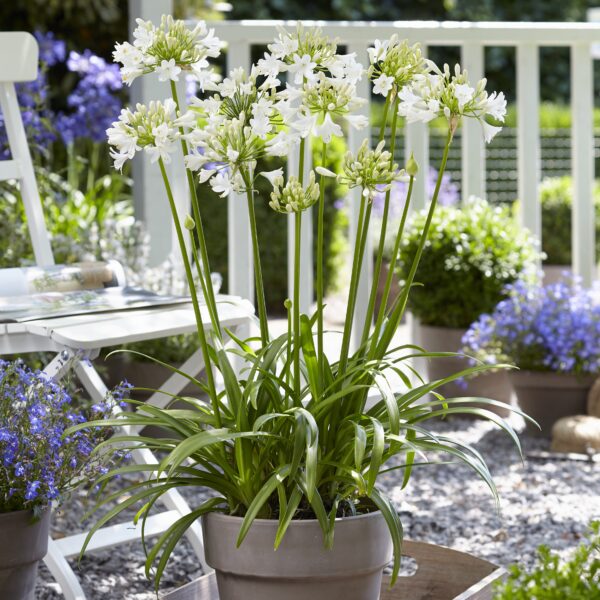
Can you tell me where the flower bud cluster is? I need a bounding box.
[268,171,320,213]
[368,36,430,97]
[337,140,403,200]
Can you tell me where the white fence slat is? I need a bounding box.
[226,41,255,301]
[461,42,485,200]
[571,43,596,286]
[287,140,313,313]
[347,42,372,346]
[516,43,541,241]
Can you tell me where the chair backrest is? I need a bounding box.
[0,32,54,266]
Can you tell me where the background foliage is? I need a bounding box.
[397,198,541,328]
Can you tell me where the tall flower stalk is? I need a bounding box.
[96,19,520,591]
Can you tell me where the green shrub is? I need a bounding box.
[199,136,348,314]
[532,176,600,265]
[494,521,600,599]
[397,197,541,328]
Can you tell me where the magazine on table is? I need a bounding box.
[0,262,192,323]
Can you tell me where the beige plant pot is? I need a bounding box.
[202,511,392,600]
[417,324,514,418]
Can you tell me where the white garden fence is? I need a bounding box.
[128,6,600,340]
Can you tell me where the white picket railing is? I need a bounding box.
[130,12,600,340]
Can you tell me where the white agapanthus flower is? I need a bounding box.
[398,63,507,142]
[107,99,184,169]
[113,15,221,86]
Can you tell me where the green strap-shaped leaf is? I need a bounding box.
[367,417,384,494]
[274,485,303,549]
[300,314,321,400]
[368,487,403,585]
[237,464,291,547]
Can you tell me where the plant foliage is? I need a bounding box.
[397,197,542,328]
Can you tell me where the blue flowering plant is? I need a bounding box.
[0,360,130,516]
[463,278,600,375]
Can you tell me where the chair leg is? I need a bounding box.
[43,538,87,600]
[75,360,210,571]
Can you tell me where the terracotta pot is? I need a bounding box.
[417,324,514,418]
[0,509,51,600]
[202,511,392,600]
[509,370,595,437]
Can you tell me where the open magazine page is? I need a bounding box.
[0,286,193,323]
[0,261,127,296]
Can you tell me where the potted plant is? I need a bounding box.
[463,278,600,436]
[77,18,523,600]
[396,197,541,415]
[515,176,600,284]
[0,359,127,600]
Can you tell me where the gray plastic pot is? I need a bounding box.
[0,509,51,600]
[202,511,393,600]
[509,370,595,437]
[418,325,514,417]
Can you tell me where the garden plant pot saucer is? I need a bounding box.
[162,540,505,600]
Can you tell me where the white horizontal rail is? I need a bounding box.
[207,20,600,45]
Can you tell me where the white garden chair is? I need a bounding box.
[0,32,255,599]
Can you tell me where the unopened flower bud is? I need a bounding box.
[284,298,292,310]
[184,214,196,230]
[406,153,419,177]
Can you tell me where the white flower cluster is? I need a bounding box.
[398,63,507,142]
[107,99,186,169]
[113,15,221,86]
[106,19,508,190]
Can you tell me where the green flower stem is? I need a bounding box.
[242,170,270,346]
[369,175,414,353]
[375,129,454,359]
[158,157,222,428]
[316,140,328,381]
[338,193,369,375]
[292,136,307,400]
[293,210,302,401]
[361,96,401,345]
[170,81,221,340]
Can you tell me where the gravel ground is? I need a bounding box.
[36,416,600,599]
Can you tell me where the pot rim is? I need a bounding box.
[204,509,381,527]
[0,507,49,518]
[509,369,597,382]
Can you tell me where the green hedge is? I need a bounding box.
[397,198,542,328]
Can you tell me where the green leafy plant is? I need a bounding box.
[74,20,527,592]
[494,521,600,599]
[397,197,542,328]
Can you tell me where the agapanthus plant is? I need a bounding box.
[463,278,600,375]
[0,360,129,515]
[85,17,522,591]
